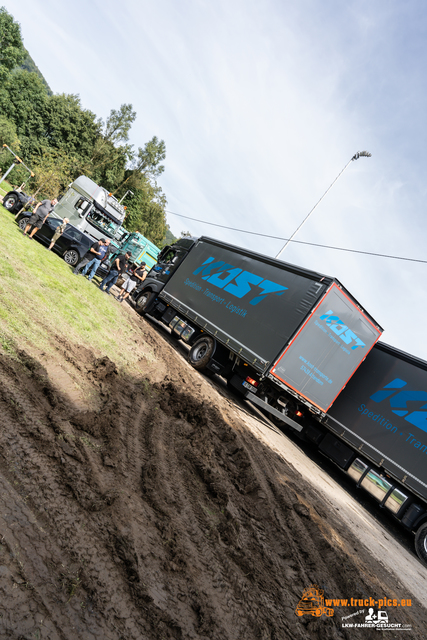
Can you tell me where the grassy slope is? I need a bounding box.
[0,209,153,373]
[0,180,12,198]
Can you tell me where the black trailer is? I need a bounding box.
[299,342,427,564]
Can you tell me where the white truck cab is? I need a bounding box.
[54,176,126,244]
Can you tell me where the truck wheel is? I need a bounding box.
[188,336,215,371]
[415,523,427,565]
[3,194,18,210]
[135,290,153,315]
[18,217,28,231]
[63,249,79,266]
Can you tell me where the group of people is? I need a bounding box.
[21,197,147,301]
[73,238,147,300]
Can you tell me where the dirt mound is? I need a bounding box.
[0,339,423,639]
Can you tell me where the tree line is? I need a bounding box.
[0,6,171,246]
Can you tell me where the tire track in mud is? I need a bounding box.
[0,358,182,639]
[0,347,422,639]
[135,380,399,640]
[0,472,110,640]
[0,370,144,638]
[137,391,232,639]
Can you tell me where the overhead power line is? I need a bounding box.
[165,209,426,265]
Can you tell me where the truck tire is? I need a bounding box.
[63,249,79,266]
[188,336,215,371]
[18,217,28,231]
[135,290,153,315]
[415,522,427,565]
[3,194,18,210]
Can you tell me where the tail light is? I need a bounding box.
[245,376,259,387]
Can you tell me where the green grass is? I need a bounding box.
[0,209,155,373]
[0,179,12,198]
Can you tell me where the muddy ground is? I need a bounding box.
[0,303,425,639]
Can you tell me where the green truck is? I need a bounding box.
[97,231,161,283]
[112,231,160,270]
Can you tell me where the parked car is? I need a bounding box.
[16,212,93,266]
[2,189,35,214]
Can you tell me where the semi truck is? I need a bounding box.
[54,176,126,246]
[132,236,382,422]
[131,235,427,565]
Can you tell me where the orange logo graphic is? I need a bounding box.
[295,584,334,618]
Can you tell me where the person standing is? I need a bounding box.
[99,251,132,295]
[117,262,147,303]
[23,198,58,238]
[73,239,105,275]
[82,238,112,281]
[48,218,69,250]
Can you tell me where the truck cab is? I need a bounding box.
[54,176,125,247]
[131,237,196,311]
[113,232,160,271]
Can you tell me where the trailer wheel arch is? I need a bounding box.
[414,522,427,566]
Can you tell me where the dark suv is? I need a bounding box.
[16,212,93,266]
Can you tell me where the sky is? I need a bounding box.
[7,0,427,360]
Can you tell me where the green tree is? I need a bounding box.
[102,103,136,146]
[0,114,20,149]
[0,6,25,71]
[0,68,48,156]
[43,93,100,160]
[26,148,81,200]
[89,104,135,189]
[134,135,166,179]
[112,136,166,194]
[89,138,132,191]
[0,7,27,132]
[0,115,21,176]
[123,184,167,246]
[20,49,52,95]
